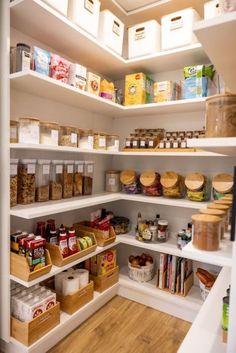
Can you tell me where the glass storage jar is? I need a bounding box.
[131,136,140,149]
[74,160,84,197]
[63,160,74,198]
[139,135,148,149]
[140,170,162,196]
[157,220,169,242]
[78,129,94,149]
[212,173,233,200]
[185,172,211,202]
[60,126,78,147]
[107,135,119,151]
[36,160,50,202]
[160,171,185,198]
[50,160,63,200]
[40,121,60,146]
[10,120,18,143]
[147,136,157,149]
[93,132,107,150]
[120,170,141,194]
[207,203,230,231]
[200,208,226,239]
[18,117,40,144]
[83,161,94,195]
[110,216,130,234]
[105,170,121,192]
[10,159,18,207]
[191,214,221,251]
[17,159,36,204]
[15,43,31,72]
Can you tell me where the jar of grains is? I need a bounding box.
[185,172,211,202]
[140,170,162,196]
[83,161,94,195]
[63,160,74,198]
[17,159,36,204]
[18,117,40,144]
[74,161,84,196]
[78,129,94,149]
[105,170,121,192]
[36,160,51,202]
[161,171,185,198]
[10,159,18,207]
[212,173,233,200]
[60,126,78,147]
[50,160,63,200]
[40,121,60,146]
[10,120,18,143]
[93,132,107,150]
[192,214,221,251]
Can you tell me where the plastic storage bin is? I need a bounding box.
[67,0,101,37]
[98,10,124,55]
[42,0,68,15]
[50,160,63,200]
[161,8,200,51]
[128,20,161,59]
[36,160,51,202]
[40,122,60,146]
[204,1,221,19]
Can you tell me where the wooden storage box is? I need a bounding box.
[11,302,60,346]
[46,231,97,267]
[90,266,119,292]
[74,223,116,247]
[158,271,194,297]
[10,249,52,282]
[56,281,94,315]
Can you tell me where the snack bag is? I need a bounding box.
[50,54,70,84]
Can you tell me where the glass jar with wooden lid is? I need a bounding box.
[40,121,60,146]
[139,135,148,149]
[78,129,94,149]
[60,126,78,147]
[18,117,40,144]
[207,203,230,230]
[185,172,211,202]
[191,214,221,251]
[200,208,226,238]
[107,135,119,151]
[212,173,233,200]
[140,170,162,196]
[160,171,185,198]
[93,132,107,150]
[120,170,141,194]
[148,136,158,149]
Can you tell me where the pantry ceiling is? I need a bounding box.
[113,0,168,13]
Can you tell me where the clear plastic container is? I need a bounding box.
[50,160,63,200]
[59,126,78,147]
[10,120,18,143]
[192,214,221,251]
[63,160,74,198]
[74,161,84,197]
[106,135,119,151]
[206,94,236,137]
[40,121,60,146]
[93,132,107,150]
[18,117,40,144]
[105,170,121,192]
[83,161,94,195]
[10,159,18,207]
[36,160,50,202]
[185,172,211,202]
[18,159,36,204]
[78,129,94,149]
[160,171,185,198]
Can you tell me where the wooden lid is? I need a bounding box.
[191,214,221,223]
[212,173,233,193]
[207,203,230,211]
[140,170,156,187]
[200,208,226,217]
[222,195,233,200]
[185,172,205,191]
[161,171,179,188]
[206,93,236,102]
[214,199,232,206]
[120,170,136,185]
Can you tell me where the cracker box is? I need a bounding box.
[86,72,101,96]
[154,81,181,103]
[124,72,154,106]
[25,238,46,272]
[91,249,116,276]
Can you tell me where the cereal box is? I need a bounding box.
[124,72,154,106]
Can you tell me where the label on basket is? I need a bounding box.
[43,165,50,175]
[170,16,183,31]
[135,27,145,41]
[56,165,63,174]
[84,0,94,14]
[113,20,120,36]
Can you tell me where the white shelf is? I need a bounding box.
[10,71,206,118]
[178,266,230,353]
[187,137,236,156]
[194,11,236,92]
[10,240,120,287]
[118,266,202,322]
[10,0,209,80]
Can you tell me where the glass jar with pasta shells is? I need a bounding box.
[50,160,63,200]
[40,121,60,146]
[78,129,94,149]
[10,159,18,207]
[60,126,78,147]
[17,159,36,204]
[93,132,107,150]
[107,134,119,152]
[74,161,84,197]
[185,172,211,202]
[36,160,51,202]
[160,171,185,198]
[10,120,18,143]
[63,160,74,198]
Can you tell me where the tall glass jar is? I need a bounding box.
[107,135,119,151]
[18,159,36,204]
[10,159,18,207]
[105,170,121,192]
[18,117,40,144]
[83,161,94,195]
[36,160,51,202]
[40,121,60,146]
[10,120,18,143]
[50,160,63,200]
[78,129,94,149]
[63,160,74,198]
[93,132,107,150]
[74,161,84,197]
[59,126,78,147]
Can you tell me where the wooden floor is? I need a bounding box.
[48,296,191,353]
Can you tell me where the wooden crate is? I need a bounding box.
[46,232,97,267]
[157,271,194,297]
[56,281,94,315]
[10,249,52,282]
[11,302,60,346]
[90,266,119,292]
[74,223,116,247]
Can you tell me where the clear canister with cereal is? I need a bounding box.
[10,159,18,207]
[50,160,63,200]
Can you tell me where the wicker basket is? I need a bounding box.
[128,261,155,283]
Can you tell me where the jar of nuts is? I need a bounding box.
[60,126,78,147]
[36,160,51,202]
[10,159,18,207]
[63,160,74,198]
[18,159,36,204]
[50,160,63,200]
[93,132,107,150]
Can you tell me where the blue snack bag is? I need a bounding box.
[33,47,51,76]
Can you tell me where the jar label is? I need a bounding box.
[133,141,138,147]
[71,133,77,144]
[27,164,35,174]
[158,230,168,240]
[108,177,116,186]
[10,164,17,176]
[114,140,119,149]
[149,141,154,147]
[56,165,63,174]
[135,28,145,41]
[140,141,145,147]
[67,165,73,173]
[173,142,178,148]
[77,165,83,173]
[88,136,94,148]
[87,165,93,173]
[166,142,171,149]
[84,0,94,14]
[99,137,106,147]
[22,50,31,71]
[112,21,120,37]
[43,165,50,175]
[10,127,17,139]
[51,129,59,142]
[159,142,164,149]
[125,141,131,147]
[170,17,183,31]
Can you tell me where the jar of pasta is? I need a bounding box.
[161,171,185,198]
[18,117,40,144]
[78,129,94,149]
[105,170,121,192]
[50,160,63,200]
[140,170,162,196]
[212,173,233,200]
[83,161,94,195]
[63,160,74,198]
[10,120,18,143]
[40,121,60,146]
[18,159,36,204]
[60,126,78,147]
[120,170,141,194]
[74,161,84,196]
[185,172,211,202]
[93,132,107,150]
[36,160,50,202]
[107,135,119,151]
[200,208,226,239]
[10,159,18,207]
[191,214,221,251]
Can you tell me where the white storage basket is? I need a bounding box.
[128,261,155,283]
[42,0,68,16]
[199,280,211,301]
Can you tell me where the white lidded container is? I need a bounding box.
[128,20,161,59]
[67,0,101,37]
[204,0,221,19]
[161,8,201,51]
[98,10,125,55]
[42,0,68,16]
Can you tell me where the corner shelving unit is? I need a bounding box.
[187,137,236,156]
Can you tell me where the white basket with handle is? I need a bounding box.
[128,261,155,283]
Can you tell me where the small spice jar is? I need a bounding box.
[185,172,211,202]
[78,129,94,149]
[106,135,119,151]
[63,160,74,198]
[10,120,18,143]
[10,159,18,207]
[74,161,84,197]
[131,135,140,149]
[212,173,233,200]
[140,170,162,196]
[105,170,121,193]
[36,160,50,202]
[148,136,157,149]
[40,121,60,146]
[60,126,78,147]
[18,117,40,144]
[120,170,141,194]
[139,135,147,149]
[161,171,185,198]
[93,132,107,150]
[157,220,168,242]
[200,208,226,239]
[125,137,132,149]
[50,160,63,200]
[83,161,94,195]
[191,214,221,251]
[17,159,36,204]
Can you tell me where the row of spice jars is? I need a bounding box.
[10,119,120,151]
[10,159,94,207]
